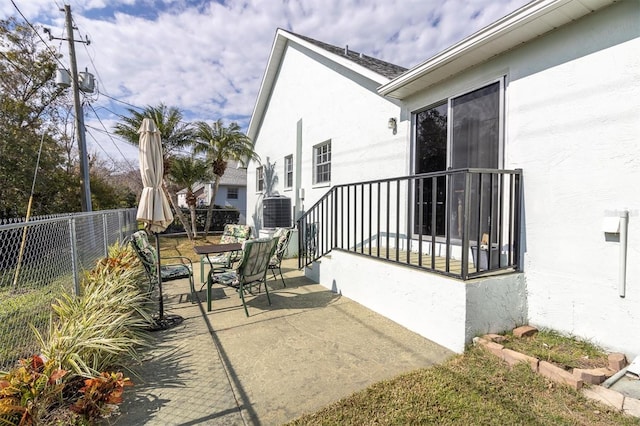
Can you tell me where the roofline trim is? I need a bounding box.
[248,29,395,141]
[378,0,615,98]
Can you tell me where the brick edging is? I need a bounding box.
[473,329,639,418]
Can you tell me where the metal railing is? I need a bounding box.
[0,208,138,371]
[297,168,522,280]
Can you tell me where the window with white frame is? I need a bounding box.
[313,141,331,184]
[284,155,293,188]
[256,166,264,192]
[227,187,238,199]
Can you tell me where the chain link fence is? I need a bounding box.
[0,209,138,371]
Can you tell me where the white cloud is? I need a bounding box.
[6,0,529,164]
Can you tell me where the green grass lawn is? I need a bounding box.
[157,233,220,262]
[0,277,68,370]
[501,329,609,370]
[286,346,639,425]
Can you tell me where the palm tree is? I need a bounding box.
[114,104,195,239]
[168,155,212,238]
[193,119,259,236]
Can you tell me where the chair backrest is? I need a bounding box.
[130,230,158,284]
[271,227,292,264]
[220,224,252,244]
[304,223,317,255]
[238,237,278,285]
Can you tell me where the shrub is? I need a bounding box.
[37,245,153,377]
[1,241,153,424]
[0,354,67,425]
[70,371,133,420]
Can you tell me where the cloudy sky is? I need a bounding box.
[5,0,530,166]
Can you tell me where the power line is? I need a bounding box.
[86,102,138,169]
[0,50,34,81]
[98,91,145,111]
[10,0,70,74]
[53,6,143,114]
[84,127,119,166]
[82,41,109,99]
[70,13,112,101]
[91,105,128,120]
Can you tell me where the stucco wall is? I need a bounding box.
[508,1,640,358]
[404,1,640,357]
[248,1,639,358]
[247,41,406,234]
[311,251,526,353]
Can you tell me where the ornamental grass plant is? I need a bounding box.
[36,242,154,377]
[0,241,152,425]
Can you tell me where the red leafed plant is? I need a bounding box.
[71,372,133,419]
[0,354,67,425]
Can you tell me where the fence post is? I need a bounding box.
[118,210,124,243]
[68,217,80,296]
[102,212,109,258]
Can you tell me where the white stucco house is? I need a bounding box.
[177,160,248,223]
[246,0,639,357]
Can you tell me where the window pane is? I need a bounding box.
[314,142,331,184]
[414,102,448,236]
[415,102,447,174]
[451,82,499,169]
[285,155,293,188]
[451,82,500,244]
[256,167,264,192]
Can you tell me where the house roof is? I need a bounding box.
[247,29,407,141]
[379,0,618,99]
[248,0,617,140]
[219,160,247,186]
[176,160,246,195]
[290,32,407,80]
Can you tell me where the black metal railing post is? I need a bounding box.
[461,172,472,279]
[296,168,523,279]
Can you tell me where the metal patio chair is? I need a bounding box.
[199,224,252,284]
[304,222,317,257]
[130,230,195,300]
[207,237,278,316]
[268,227,292,287]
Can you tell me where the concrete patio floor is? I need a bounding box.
[114,258,453,425]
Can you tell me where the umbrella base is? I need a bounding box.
[147,314,184,332]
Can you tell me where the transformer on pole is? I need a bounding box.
[49,6,95,212]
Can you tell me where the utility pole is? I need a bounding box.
[64,5,92,212]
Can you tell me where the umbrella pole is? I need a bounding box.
[155,232,164,320]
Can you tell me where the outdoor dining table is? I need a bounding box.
[194,242,243,285]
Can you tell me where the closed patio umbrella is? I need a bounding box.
[137,118,173,232]
[136,118,176,326]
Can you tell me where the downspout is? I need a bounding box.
[619,210,629,298]
[295,119,303,220]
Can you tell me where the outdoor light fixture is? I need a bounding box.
[388,117,397,135]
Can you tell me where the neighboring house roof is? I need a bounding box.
[379,0,618,99]
[177,160,247,195]
[219,160,247,186]
[248,29,407,141]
